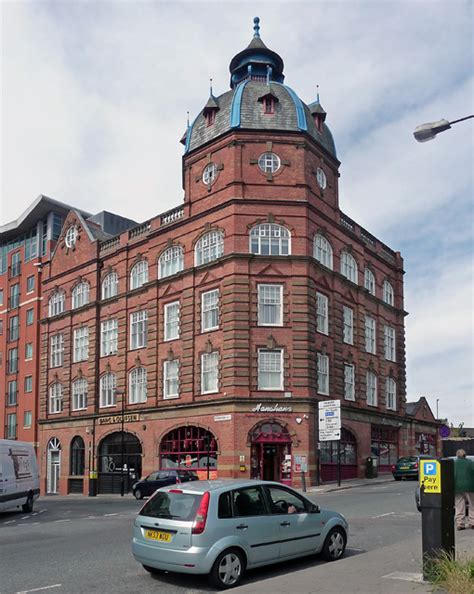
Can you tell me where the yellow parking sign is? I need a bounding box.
[419,459,441,494]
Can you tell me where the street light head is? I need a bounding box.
[413,119,451,142]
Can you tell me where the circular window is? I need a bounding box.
[202,163,218,186]
[316,167,327,190]
[258,152,281,174]
[65,226,78,248]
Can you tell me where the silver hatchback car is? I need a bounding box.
[132,479,348,589]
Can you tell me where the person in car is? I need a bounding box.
[454,449,474,530]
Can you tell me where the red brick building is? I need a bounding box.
[36,20,439,494]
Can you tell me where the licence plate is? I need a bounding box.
[144,529,173,543]
[400,466,409,470]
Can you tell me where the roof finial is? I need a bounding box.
[209,78,213,96]
[186,110,190,128]
[316,84,320,103]
[253,16,260,38]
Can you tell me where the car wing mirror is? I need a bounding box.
[311,504,320,513]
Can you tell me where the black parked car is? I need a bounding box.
[132,469,199,500]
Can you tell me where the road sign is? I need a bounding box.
[439,425,450,438]
[318,400,341,441]
[419,459,441,494]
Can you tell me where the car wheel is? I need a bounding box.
[394,476,402,481]
[142,565,162,576]
[134,489,143,500]
[321,526,347,561]
[22,494,34,513]
[209,548,245,589]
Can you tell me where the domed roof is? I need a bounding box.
[182,18,337,159]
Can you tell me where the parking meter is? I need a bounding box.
[419,458,455,579]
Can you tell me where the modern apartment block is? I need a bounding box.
[34,20,439,495]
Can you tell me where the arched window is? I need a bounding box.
[383,280,395,306]
[158,246,184,279]
[386,377,397,410]
[160,426,217,474]
[72,282,90,309]
[100,373,117,408]
[70,436,85,476]
[250,224,290,256]
[314,234,333,269]
[49,290,65,317]
[195,230,224,266]
[130,260,148,290]
[49,383,63,414]
[129,367,147,404]
[102,272,118,299]
[340,251,358,284]
[47,437,61,494]
[364,268,376,295]
[72,378,87,411]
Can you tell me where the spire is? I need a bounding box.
[253,16,260,38]
[316,84,320,104]
[209,78,213,97]
[186,111,190,128]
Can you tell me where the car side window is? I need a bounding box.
[232,487,267,517]
[218,491,233,519]
[266,486,308,514]
[157,471,170,479]
[147,472,159,481]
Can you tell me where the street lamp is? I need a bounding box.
[413,115,473,142]
[114,388,125,497]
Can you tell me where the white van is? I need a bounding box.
[0,440,40,513]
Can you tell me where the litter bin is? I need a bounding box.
[366,457,378,479]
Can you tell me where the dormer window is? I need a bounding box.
[206,110,216,127]
[258,92,279,115]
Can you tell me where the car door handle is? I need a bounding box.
[280,521,291,527]
[235,524,248,530]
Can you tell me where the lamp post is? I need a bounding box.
[436,398,439,420]
[114,389,125,497]
[413,115,473,142]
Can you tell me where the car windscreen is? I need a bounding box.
[178,470,198,478]
[397,457,417,463]
[140,491,202,521]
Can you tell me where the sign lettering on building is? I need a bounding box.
[98,414,140,425]
[251,403,293,413]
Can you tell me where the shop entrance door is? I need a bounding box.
[250,422,292,486]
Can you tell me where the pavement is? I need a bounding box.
[303,472,395,494]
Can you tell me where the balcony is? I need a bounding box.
[161,206,184,226]
[7,358,19,374]
[99,236,120,254]
[8,327,19,342]
[8,295,20,309]
[129,221,151,240]
[8,262,21,279]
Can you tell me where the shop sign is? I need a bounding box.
[251,403,293,413]
[98,413,140,425]
[214,414,232,422]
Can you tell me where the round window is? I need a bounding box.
[202,163,218,186]
[316,167,327,190]
[258,152,281,174]
[65,226,78,248]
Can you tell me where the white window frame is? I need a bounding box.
[258,152,281,174]
[366,371,377,406]
[201,289,219,332]
[72,282,90,309]
[316,167,327,189]
[258,284,283,327]
[130,260,149,290]
[201,351,219,394]
[164,301,180,341]
[23,411,32,428]
[314,234,333,269]
[158,246,184,279]
[49,290,65,317]
[24,375,33,393]
[317,353,329,395]
[344,364,355,401]
[365,316,376,354]
[25,342,33,360]
[386,377,397,411]
[383,280,395,306]
[129,367,147,404]
[384,325,396,361]
[50,333,64,368]
[364,268,376,296]
[195,231,224,266]
[130,310,148,350]
[163,359,179,399]
[7,413,17,439]
[343,306,354,345]
[73,327,89,362]
[258,349,284,391]
[340,251,358,284]
[102,272,118,299]
[100,319,118,356]
[99,373,117,408]
[202,162,218,185]
[316,292,329,334]
[250,224,291,256]
[72,378,88,411]
[49,383,63,414]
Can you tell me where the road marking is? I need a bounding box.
[84,515,98,519]
[39,509,46,513]
[54,519,71,523]
[104,513,118,516]
[32,512,38,516]
[4,520,16,525]
[382,571,424,583]
[16,585,62,594]
[21,516,30,520]
[371,512,395,518]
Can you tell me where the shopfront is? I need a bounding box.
[370,425,399,473]
[320,428,358,482]
[97,431,142,494]
[159,425,218,480]
[249,421,292,485]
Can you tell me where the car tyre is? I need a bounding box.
[134,489,143,500]
[22,494,34,513]
[209,548,245,590]
[142,565,162,576]
[394,476,402,481]
[321,526,347,561]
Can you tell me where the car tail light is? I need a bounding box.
[391,465,396,471]
[169,489,183,494]
[414,463,418,469]
[192,491,210,535]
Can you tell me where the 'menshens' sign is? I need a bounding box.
[251,403,293,413]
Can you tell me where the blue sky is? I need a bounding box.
[2,1,473,426]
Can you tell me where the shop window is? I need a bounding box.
[159,426,217,478]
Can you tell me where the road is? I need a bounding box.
[0,480,472,593]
